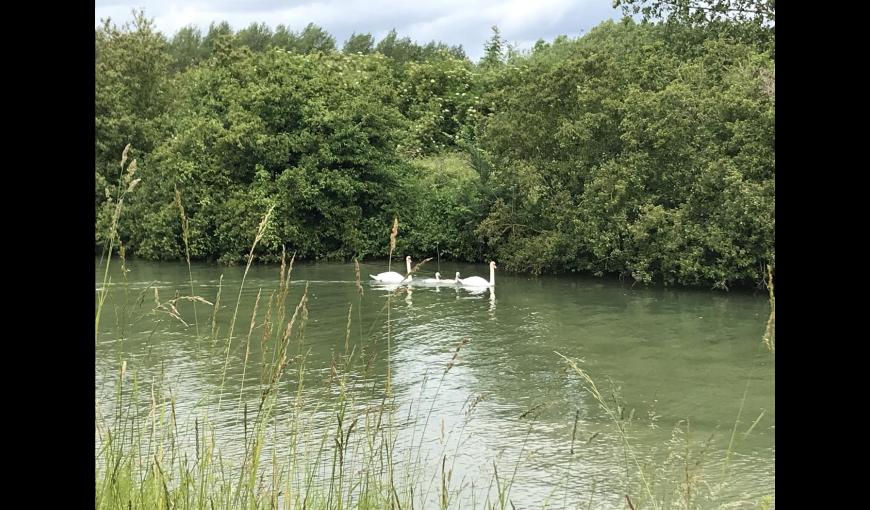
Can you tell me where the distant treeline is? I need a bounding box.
[96,2,774,289]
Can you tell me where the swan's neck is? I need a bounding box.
[489,265,495,286]
[406,258,412,274]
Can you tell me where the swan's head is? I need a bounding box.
[406,255,412,262]
[455,272,461,280]
[435,272,441,279]
[490,261,498,270]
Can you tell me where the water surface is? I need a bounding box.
[95,259,774,508]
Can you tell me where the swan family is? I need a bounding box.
[371,257,496,287]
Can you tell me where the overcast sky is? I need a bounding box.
[95,0,625,61]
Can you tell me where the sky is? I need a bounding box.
[95,0,626,61]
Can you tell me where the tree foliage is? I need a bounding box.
[95,13,774,289]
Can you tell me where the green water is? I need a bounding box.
[95,259,774,508]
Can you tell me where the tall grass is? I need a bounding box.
[762,265,775,352]
[174,186,200,338]
[94,168,488,508]
[555,352,774,510]
[96,143,140,340]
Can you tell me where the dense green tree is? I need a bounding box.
[420,40,467,61]
[614,0,774,54]
[398,57,479,155]
[95,11,170,181]
[343,32,375,54]
[614,0,774,26]
[375,29,422,65]
[399,153,485,261]
[474,21,773,287]
[235,22,273,52]
[296,23,336,54]
[168,26,205,72]
[479,26,504,68]
[120,49,411,262]
[96,13,774,289]
[272,24,299,50]
[202,21,234,55]
[95,10,172,252]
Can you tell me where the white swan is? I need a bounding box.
[438,272,461,284]
[458,261,497,287]
[370,255,412,284]
[421,272,442,284]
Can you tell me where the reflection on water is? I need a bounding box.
[96,259,774,508]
